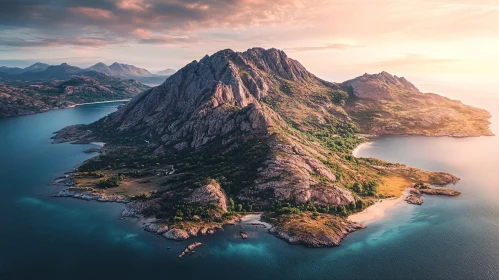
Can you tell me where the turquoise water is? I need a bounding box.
[0,98,498,280]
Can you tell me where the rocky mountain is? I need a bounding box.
[53,48,491,247]
[0,72,149,118]
[342,72,492,136]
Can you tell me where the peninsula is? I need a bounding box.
[52,48,492,247]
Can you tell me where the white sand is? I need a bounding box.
[348,189,409,225]
[352,142,372,157]
[240,214,272,228]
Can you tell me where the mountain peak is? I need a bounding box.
[344,71,420,100]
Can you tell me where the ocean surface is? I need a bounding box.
[0,95,498,280]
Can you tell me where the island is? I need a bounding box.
[51,48,492,247]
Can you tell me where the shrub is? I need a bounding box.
[97,175,124,188]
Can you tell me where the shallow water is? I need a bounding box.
[0,97,498,280]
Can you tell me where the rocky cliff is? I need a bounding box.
[52,47,490,247]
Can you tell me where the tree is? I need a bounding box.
[228,197,235,210]
[236,204,243,212]
[352,182,363,193]
[348,202,356,211]
[336,205,347,216]
[356,199,365,209]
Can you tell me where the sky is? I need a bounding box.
[0,0,498,89]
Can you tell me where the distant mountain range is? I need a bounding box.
[0,63,50,75]
[87,62,153,79]
[156,68,177,76]
[0,62,154,118]
[0,62,176,85]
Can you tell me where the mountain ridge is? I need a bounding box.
[88,62,153,78]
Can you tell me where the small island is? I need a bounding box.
[51,48,492,247]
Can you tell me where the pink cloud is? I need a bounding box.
[131,28,152,39]
[116,0,151,11]
[69,7,115,20]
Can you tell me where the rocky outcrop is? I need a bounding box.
[178,242,202,258]
[268,214,365,247]
[185,181,228,212]
[54,187,129,203]
[418,188,460,196]
[405,194,423,205]
[163,228,190,241]
[144,223,169,234]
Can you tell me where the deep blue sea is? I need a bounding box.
[0,95,498,280]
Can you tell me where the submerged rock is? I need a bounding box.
[178,242,202,258]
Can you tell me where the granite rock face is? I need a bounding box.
[185,181,228,212]
[163,228,190,241]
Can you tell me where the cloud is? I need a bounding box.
[0,0,499,58]
[0,0,306,48]
[285,43,362,52]
[131,28,152,39]
[116,0,151,11]
[69,7,116,20]
[0,35,114,48]
[364,54,460,68]
[337,54,462,74]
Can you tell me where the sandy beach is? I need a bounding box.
[348,189,409,225]
[240,213,272,228]
[352,142,372,157]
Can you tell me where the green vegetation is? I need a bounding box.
[97,175,125,189]
[329,90,349,104]
[273,200,367,218]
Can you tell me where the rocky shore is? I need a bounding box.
[54,187,129,203]
[404,184,461,205]
[266,213,365,248]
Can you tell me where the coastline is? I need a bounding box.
[348,189,409,225]
[352,141,372,157]
[68,99,130,108]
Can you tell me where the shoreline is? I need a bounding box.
[348,189,409,225]
[68,99,130,108]
[352,142,372,157]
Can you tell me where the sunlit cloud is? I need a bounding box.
[0,0,498,82]
[116,0,151,11]
[69,7,116,20]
